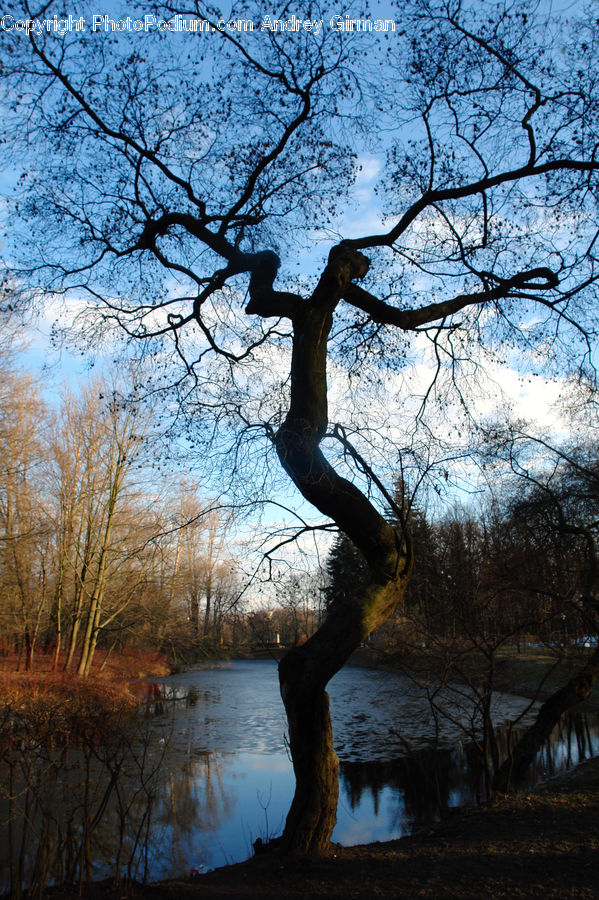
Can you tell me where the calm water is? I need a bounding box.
[2,659,598,892]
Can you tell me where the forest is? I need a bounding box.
[0,350,249,672]
[3,332,598,697]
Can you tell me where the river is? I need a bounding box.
[1,659,598,892]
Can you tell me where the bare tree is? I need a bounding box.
[177,499,237,639]
[49,381,158,675]
[486,430,599,791]
[276,571,320,646]
[0,369,50,669]
[2,0,599,852]
[0,367,237,671]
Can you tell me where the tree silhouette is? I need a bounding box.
[2,0,599,853]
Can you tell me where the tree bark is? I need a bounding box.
[64,520,93,672]
[278,652,339,854]
[278,580,405,853]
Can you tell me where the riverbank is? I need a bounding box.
[39,754,599,899]
[0,646,172,680]
[0,648,172,741]
[4,648,598,900]
[348,643,599,709]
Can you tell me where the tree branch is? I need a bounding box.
[346,160,599,251]
[343,267,559,330]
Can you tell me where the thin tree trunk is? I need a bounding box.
[24,630,34,672]
[64,523,93,671]
[51,567,63,670]
[203,584,212,636]
[78,588,103,677]
[64,588,83,671]
[77,446,125,676]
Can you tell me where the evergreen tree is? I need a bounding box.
[324,534,371,614]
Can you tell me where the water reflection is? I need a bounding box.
[338,709,599,836]
[1,660,598,896]
[0,718,171,896]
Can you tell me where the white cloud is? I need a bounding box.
[356,156,383,182]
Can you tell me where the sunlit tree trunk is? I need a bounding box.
[56,389,103,673]
[77,514,115,677]
[64,522,92,672]
[77,401,139,677]
[50,563,63,670]
[50,405,87,670]
[0,372,49,672]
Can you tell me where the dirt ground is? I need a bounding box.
[41,756,599,900]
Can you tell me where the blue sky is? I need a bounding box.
[0,0,594,570]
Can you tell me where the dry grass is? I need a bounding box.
[0,647,170,746]
[0,670,140,747]
[0,646,171,679]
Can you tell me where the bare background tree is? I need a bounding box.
[485,428,599,790]
[0,358,245,671]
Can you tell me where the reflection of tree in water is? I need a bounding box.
[0,712,235,895]
[340,749,455,828]
[504,710,599,788]
[162,748,233,871]
[339,710,599,832]
[0,720,169,895]
[3,691,597,895]
[136,685,235,872]
[141,683,201,715]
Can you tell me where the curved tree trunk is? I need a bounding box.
[278,654,339,854]
[493,643,599,792]
[267,246,413,853]
[278,580,405,853]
